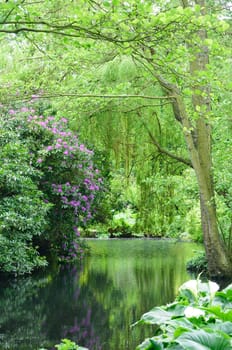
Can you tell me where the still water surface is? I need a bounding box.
[0,239,200,350]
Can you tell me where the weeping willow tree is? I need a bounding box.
[63,56,196,236]
[0,38,205,237]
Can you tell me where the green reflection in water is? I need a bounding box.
[0,239,200,350]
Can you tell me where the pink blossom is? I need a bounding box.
[21,107,29,112]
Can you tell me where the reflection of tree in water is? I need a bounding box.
[0,275,50,350]
[133,243,192,316]
[0,266,111,350]
[0,242,195,350]
[42,266,114,350]
[134,262,176,311]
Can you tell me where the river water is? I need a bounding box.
[0,239,200,350]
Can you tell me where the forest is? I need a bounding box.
[0,0,231,349]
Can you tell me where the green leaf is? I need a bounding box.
[204,306,232,322]
[141,303,185,325]
[176,329,232,350]
[206,321,232,336]
[149,339,164,349]
[136,337,158,350]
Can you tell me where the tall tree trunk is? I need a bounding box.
[188,0,231,277]
[153,68,231,277]
[174,93,231,278]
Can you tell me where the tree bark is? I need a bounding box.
[174,92,231,278]
[188,0,231,278]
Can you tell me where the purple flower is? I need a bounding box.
[31,94,39,99]
[21,107,29,112]
[37,158,43,163]
[38,121,47,127]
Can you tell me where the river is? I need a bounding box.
[0,239,200,350]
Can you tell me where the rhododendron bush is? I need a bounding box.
[0,106,103,274]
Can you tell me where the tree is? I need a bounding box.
[0,0,231,277]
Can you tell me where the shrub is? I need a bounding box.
[0,128,51,274]
[0,106,103,273]
[186,250,208,274]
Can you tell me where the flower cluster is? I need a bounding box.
[5,108,103,263]
[28,114,102,261]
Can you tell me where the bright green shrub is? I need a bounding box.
[39,338,88,350]
[0,129,51,274]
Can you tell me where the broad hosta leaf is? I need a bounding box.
[141,303,185,325]
[176,329,232,350]
[205,321,232,335]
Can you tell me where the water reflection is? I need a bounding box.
[0,239,199,350]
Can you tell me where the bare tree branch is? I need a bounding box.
[7,92,175,103]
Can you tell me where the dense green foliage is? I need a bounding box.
[0,107,102,274]
[135,278,232,349]
[0,1,231,276]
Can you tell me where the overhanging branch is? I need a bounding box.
[6,92,175,103]
[138,112,193,168]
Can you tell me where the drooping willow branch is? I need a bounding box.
[137,111,193,168]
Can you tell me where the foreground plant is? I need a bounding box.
[40,338,88,350]
[135,278,232,349]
